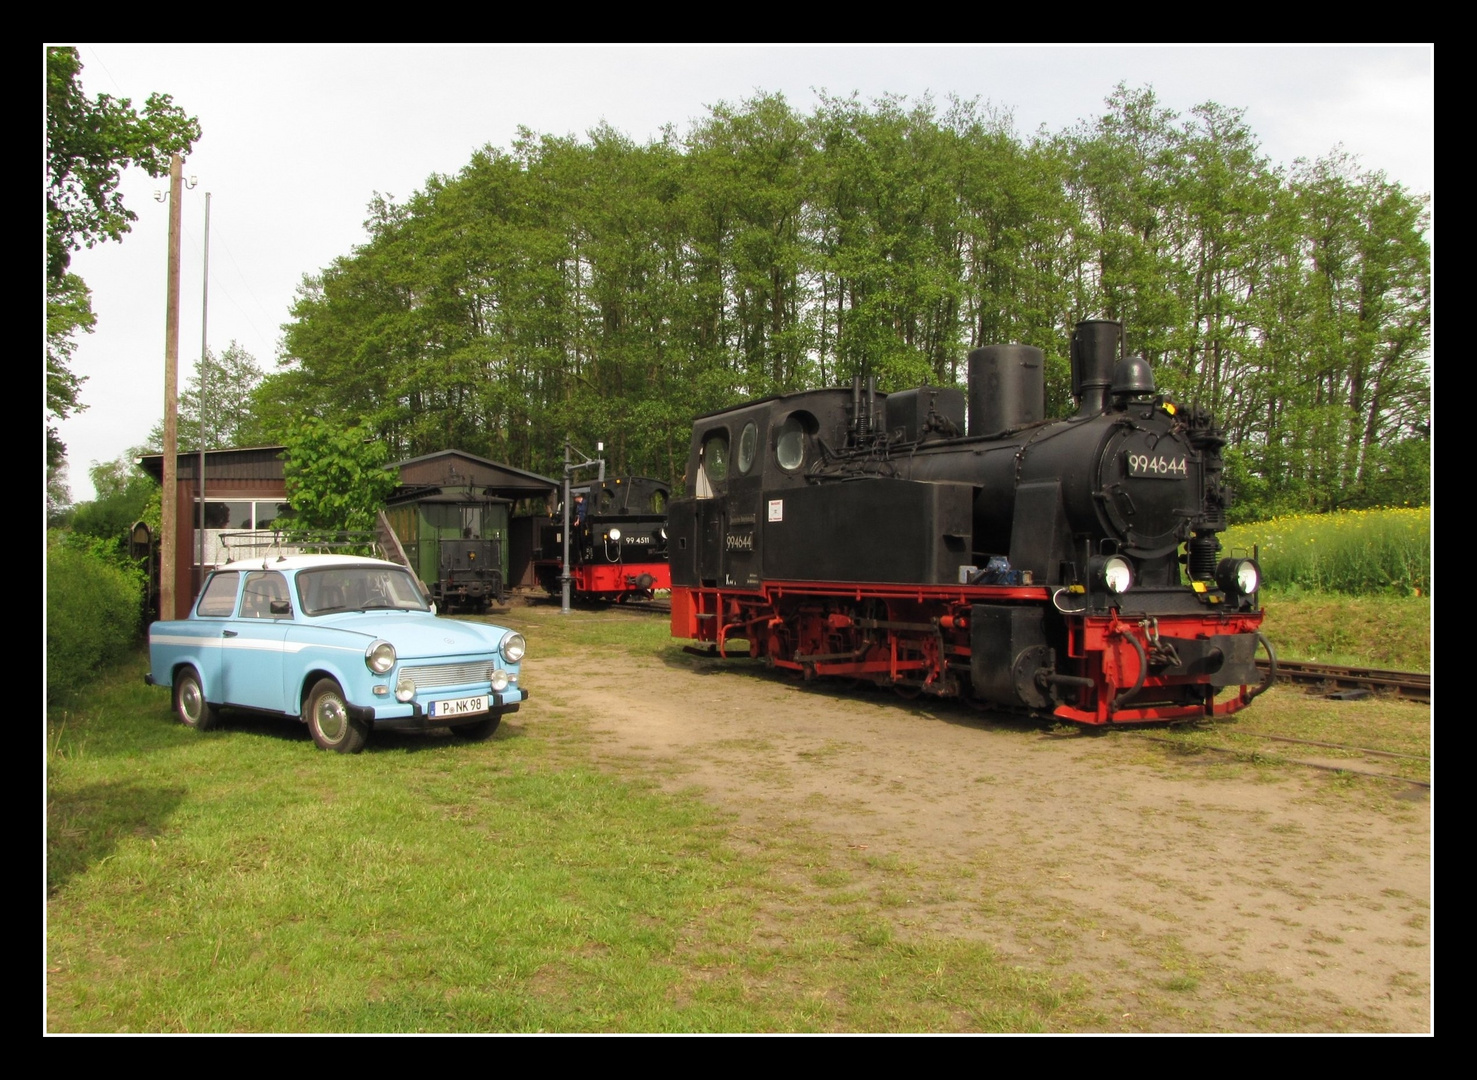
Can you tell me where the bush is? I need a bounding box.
[1219,507,1430,596]
[47,535,146,701]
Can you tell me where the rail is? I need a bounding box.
[1256,659,1429,704]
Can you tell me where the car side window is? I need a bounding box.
[241,571,291,619]
[196,571,240,617]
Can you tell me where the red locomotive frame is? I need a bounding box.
[673,580,1268,726]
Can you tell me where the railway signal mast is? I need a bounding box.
[559,440,605,614]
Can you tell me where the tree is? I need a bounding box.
[281,418,398,536]
[66,454,160,560]
[45,47,201,473]
[144,342,269,452]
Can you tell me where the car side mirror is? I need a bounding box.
[270,599,292,616]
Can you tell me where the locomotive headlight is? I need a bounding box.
[660,526,667,540]
[1089,555,1135,594]
[608,527,622,541]
[500,631,526,663]
[1216,557,1261,596]
[366,639,397,674]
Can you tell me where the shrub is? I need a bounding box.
[1219,507,1430,596]
[46,535,146,701]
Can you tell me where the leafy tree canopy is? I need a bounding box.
[261,86,1429,516]
[281,418,398,535]
[46,46,201,281]
[66,453,160,557]
[144,342,270,452]
[45,47,200,480]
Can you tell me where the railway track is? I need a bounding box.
[1258,659,1429,704]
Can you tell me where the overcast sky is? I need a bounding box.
[49,44,1434,503]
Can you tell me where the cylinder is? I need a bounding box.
[967,344,1044,436]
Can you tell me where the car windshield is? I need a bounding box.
[296,565,431,615]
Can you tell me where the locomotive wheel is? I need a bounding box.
[173,666,220,730]
[305,678,368,754]
[893,683,923,700]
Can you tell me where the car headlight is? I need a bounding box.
[1216,557,1260,596]
[366,639,397,674]
[501,631,526,663]
[607,527,622,541]
[1088,555,1134,594]
[491,669,510,692]
[395,674,416,702]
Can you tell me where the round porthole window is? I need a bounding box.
[776,416,806,471]
[702,433,729,481]
[737,422,758,474]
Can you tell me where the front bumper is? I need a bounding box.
[362,687,528,731]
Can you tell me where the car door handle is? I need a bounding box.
[222,630,238,637]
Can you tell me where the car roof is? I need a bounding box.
[217,554,403,573]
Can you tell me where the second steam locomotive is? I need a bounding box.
[536,475,672,603]
[668,320,1273,725]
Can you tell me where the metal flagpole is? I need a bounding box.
[197,192,211,577]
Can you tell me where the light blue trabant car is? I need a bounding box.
[147,555,528,753]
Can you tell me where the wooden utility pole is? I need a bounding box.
[161,153,183,621]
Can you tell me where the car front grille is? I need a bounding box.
[402,660,493,689]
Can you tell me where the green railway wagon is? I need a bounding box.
[384,494,511,613]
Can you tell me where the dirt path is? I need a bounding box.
[520,610,1431,1032]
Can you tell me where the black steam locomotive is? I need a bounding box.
[668,320,1273,725]
[535,476,672,602]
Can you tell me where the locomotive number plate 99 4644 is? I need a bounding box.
[428,694,489,718]
[1127,453,1188,478]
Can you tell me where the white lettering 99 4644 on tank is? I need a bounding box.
[1127,453,1188,478]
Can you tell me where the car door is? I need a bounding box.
[182,569,240,700]
[219,570,293,713]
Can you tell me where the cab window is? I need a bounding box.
[696,431,729,498]
[737,421,759,475]
[776,415,807,471]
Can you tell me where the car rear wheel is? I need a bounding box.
[305,678,368,754]
[450,714,502,741]
[173,667,220,730]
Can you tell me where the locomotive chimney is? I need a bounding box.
[967,344,1044,436]
[1071,320,1121,416]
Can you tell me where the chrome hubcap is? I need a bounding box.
[180,681,201,721]
[317,696,347,741]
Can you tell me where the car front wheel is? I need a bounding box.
[305,678,368,754]
[173,667,220,731]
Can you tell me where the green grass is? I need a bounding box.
[47,589,1427,1033]
[1221,507,1429,597]
[47,651,1067,1033]
[1259,592,1429,671]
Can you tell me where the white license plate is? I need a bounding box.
[428,694,489,718]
